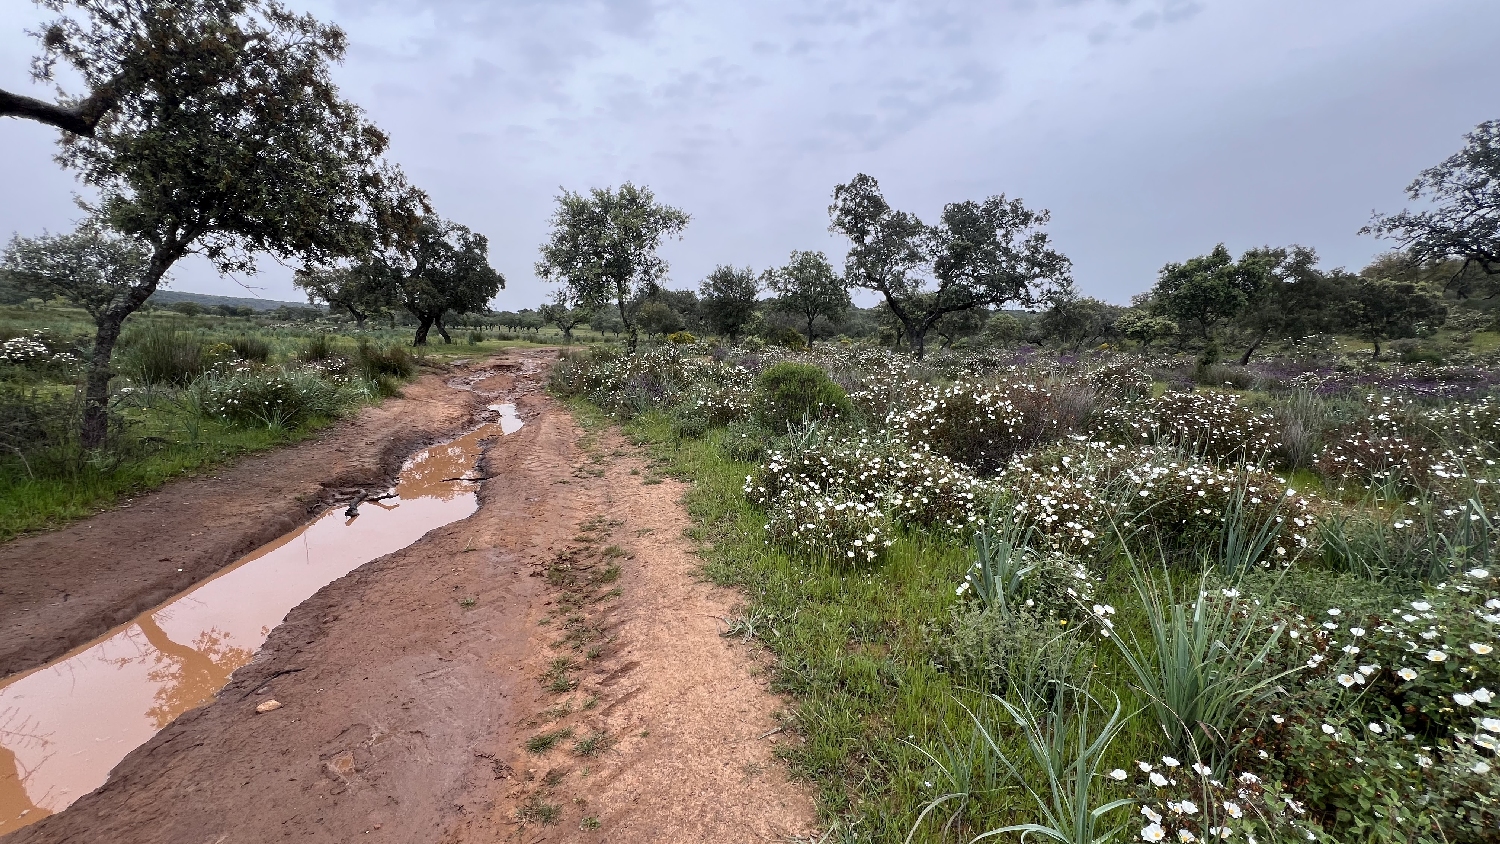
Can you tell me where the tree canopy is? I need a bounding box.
[1150,244,1268,344]
[829,173,1070,358]
[7,0,417,446]
[536,183,689,351]
[355,216,503,345]
[698,265,758,343]
[764,250,848,344]
[1366,119,1500,284]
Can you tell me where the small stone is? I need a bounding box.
[255,699,282,713]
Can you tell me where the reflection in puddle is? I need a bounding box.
[489,403,523,435]
[0,414,523,835]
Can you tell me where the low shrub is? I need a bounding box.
[752,361,851,432]
[229,334,271,363]
[186,365,367,429]
[126,325,208,386]
[942,606,1083,696]
[1094,391,1279,462]
[298,333,336,362]
[890,378,1092,473]
[354,338,415,380]
[722,418,771,462]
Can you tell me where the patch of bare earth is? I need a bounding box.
[5,349,815,843]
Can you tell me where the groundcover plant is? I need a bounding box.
[553,339,1499,844]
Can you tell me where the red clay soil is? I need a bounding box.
[4,349,816,843]
[0,360,482,678]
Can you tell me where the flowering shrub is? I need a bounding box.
[186,364,372,428]
[1229,569,1500,842]
[1125,757,1328,844]
[888,378,1091,474]
[0,330,80,373]
[1313,433,1483,494]
[746,435,999,537]
[762,489,893,564]
[1093,392,1279,462]
[1424,395,1500,456]
[998,441,1319,562]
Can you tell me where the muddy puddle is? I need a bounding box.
[0,410,523,835]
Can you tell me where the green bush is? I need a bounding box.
[299,333,336,362]
[186,366,363,429]
[942,606,1083,697]
[670,410,710,440]
[229,334,271,363]
[354,338,415,380]
[722,418,771,462]
[126,325,208,386]
[752,361,851,432]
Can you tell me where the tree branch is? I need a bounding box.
[0,85,115,137]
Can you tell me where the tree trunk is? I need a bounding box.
[80,317,124,450]
[79,252,173,450]
[908,325,927,359]
[806,315,816,346]
[414,315,433,345]
[1239,331,1266,366]
[435,313,452,344]
[347,305,367,329]
[1371,337,1381,360]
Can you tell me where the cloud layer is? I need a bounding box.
[2,0,1496,306]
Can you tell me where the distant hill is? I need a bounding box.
[148,289,320,312]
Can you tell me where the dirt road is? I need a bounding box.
[3,349,815,842]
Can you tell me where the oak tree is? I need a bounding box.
[8,0,419,446]
[698,265,758,343]
[829,174,1069,358]
[764,250,848,345]
[536,183,689,352]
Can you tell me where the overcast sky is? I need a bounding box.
[2,0,1496,309]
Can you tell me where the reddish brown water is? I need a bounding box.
[0,411,521,835]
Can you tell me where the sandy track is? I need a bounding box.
[5,349,815,842]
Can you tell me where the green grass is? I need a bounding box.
[589,405,1159,842]
[525,727,575,754]
[0,411,336,541]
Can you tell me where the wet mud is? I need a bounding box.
[2,349,815,843]
[0,415,520,834]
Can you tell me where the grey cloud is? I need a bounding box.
[2,0,1497,308]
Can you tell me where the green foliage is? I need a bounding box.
[637,300,684,337]
[722,418,771,462]
[1109,566,1295,766]
[1366,119,1500,283]
[943,607,1084,698]
[535,182,690,350]
[752,361,852,432]
[1348,275,1447,358]
[830,173,1071,358]
[125,324,209,386]
[913,686,1132,844]
[298,332,336,362]
[698,265,759,342]
[765,250,849,344]
[184,365,368,429]
[1151,244,1268,340]
[354,337,415,380]
[229,334,271,363]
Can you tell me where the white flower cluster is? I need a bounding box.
[746,436,1000,537]
[0,331,77,367]
[1094,391,1280,462]
[1130,757,1319,844]
[999,441,1318,559]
